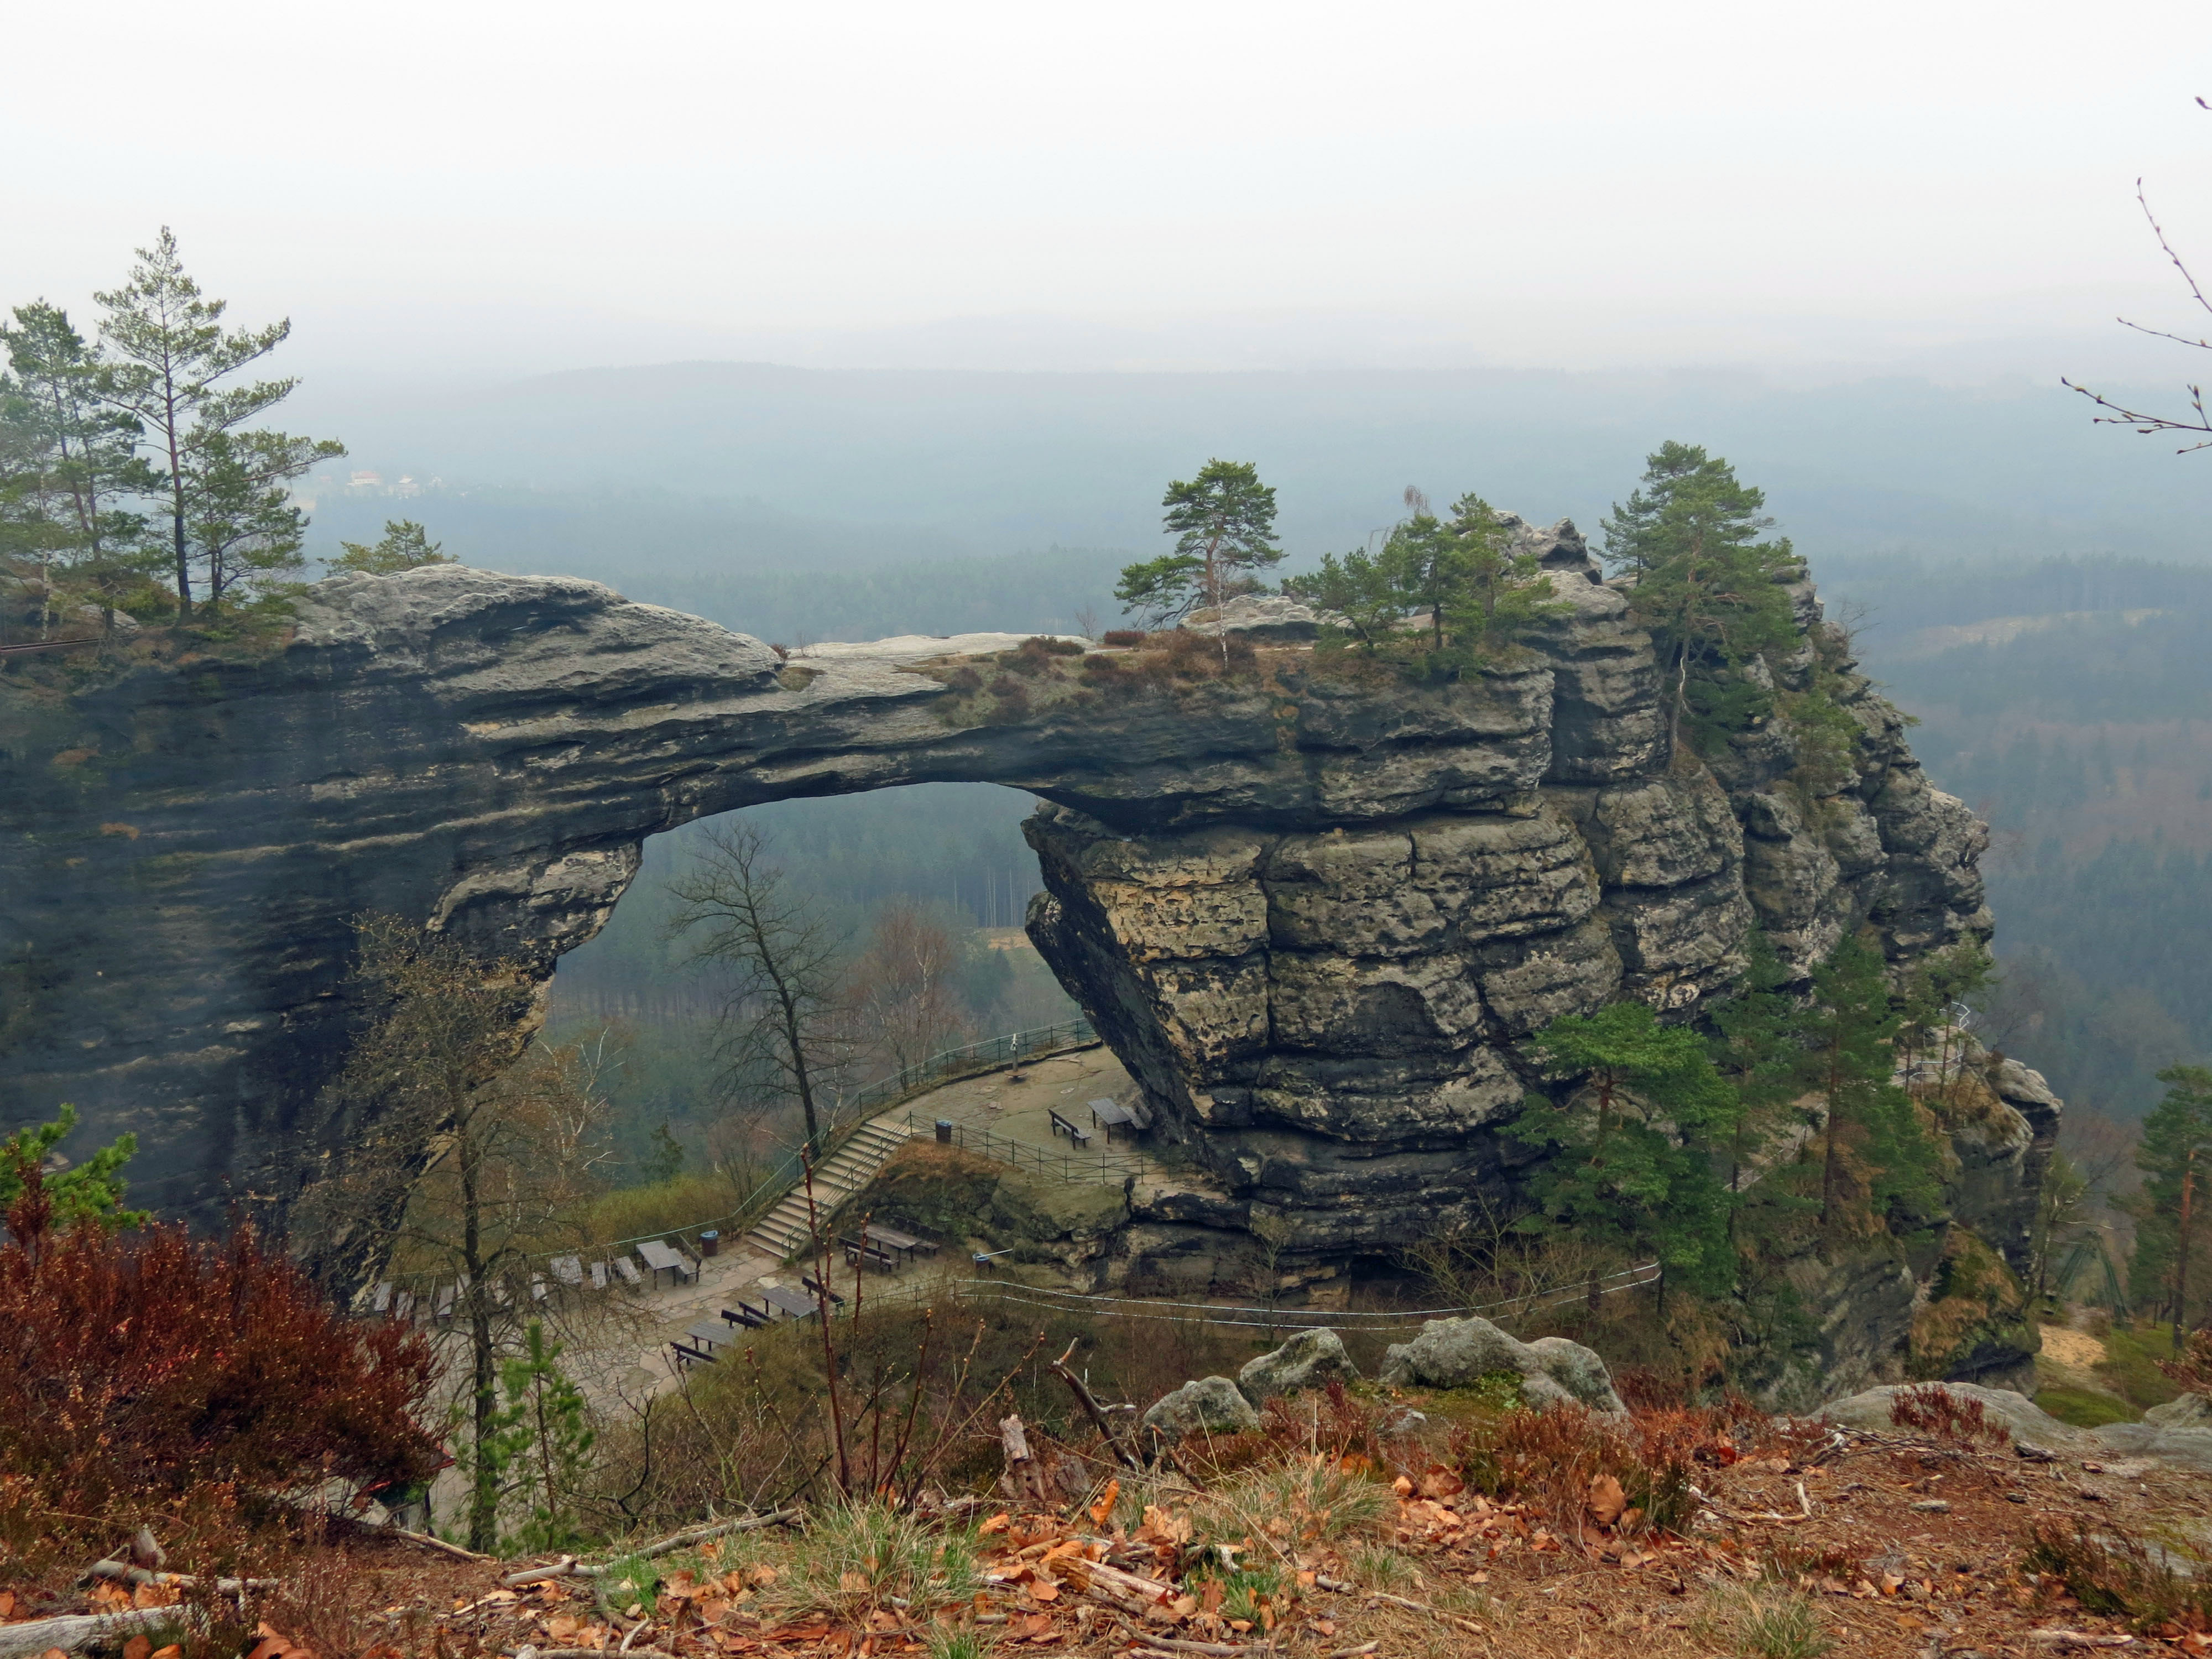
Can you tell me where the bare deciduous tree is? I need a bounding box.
[665,821,853,1159]
[2065,121,2212,453]
[295,914,618,1552]
[848,899,970,1081]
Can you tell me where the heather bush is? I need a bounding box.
[1451,1399,1755,1538]
[1887,1382,2011,1447]
[0,1151,441,1557]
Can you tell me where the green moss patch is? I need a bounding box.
[2096,1321,2189,1412]
[2033,1387,2141,1429]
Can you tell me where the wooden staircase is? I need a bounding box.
[742,1118,914,1261]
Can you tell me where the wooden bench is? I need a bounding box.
[801,1272,846,1306]
[372,1281,393,1316]
[589,1261,609,1292]
[842,1239,899,1274]
[1047,1108,1092,1148]
[613,1257,644,1289]
[722,1303,770,1331]
[435,1283,457,1322]
[670,1340,717,1370]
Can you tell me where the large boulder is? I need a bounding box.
[1818,1383,2212,1474]
[1141,1376,1264,1441]
[1817,1383,2079,1451]
[2144,1393,2212,1429]
[1376,1316,1625,1415]
[1238,1328,1361,1404]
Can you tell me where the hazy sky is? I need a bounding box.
[5,0,2210,382]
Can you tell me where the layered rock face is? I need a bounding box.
[1,526,2038,1328]
[1025,523,2004,1259]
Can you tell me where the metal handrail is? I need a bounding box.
[904,1115,1142,1187]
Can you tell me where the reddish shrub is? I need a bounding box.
[0,1156,441,1550]
[1451,1399,1762,1538]
[1101,629,1146,648]
[1888,1383,2011,1448]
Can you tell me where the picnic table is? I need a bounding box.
[855,1223,933,1266]
[1089,1098,1139,1143]
[637,1240,696,1288]
[758,1285,819,1321]
[685,1317,735,1354]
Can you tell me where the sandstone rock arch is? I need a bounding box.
[1,521,1999,1260]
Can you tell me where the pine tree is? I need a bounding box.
[1285,487,1563,675]
[0,303,155,632]
[333,518,454,573]
[2129,1065,2212,1349]
[1116,458,1281,649]
[1794,935,1941,1243]
[1511,999,1740,1308]
[483,1321,597,1553]
[187,429,345,607]
[95,228,343,616]
[1705,932,1807,1230]
[0,1104,145,1230]
[1600,442,1799,748]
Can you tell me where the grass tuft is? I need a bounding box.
[1692,1585,1835,1659]
[774,1501,980,1621]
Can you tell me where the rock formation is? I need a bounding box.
[1,521,2051,1396]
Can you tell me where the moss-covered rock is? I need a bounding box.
[1909,1225,2038,1389]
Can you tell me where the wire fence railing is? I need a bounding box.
[901,1115,1144,1187]
[745,1259,1665,1338]
[851,1018,1098,1112]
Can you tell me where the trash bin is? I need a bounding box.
[935,1119,954,1145]
[699,1230,720,1259]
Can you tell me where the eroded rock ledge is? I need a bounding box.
[1,521,2041,1349]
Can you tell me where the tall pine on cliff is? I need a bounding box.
[95,227,342,617]
[1510,1000,1740,1307]
[1600,441,1798,748]
[1115,458,1281,644]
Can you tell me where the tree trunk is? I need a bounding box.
[2177,1156,2197,1357]
[462,1145,499,1553]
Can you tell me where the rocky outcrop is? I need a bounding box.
[1375,1315,1626,1413]
[1140,1376,1262,1441]
[2,524,2021,1305]
[1820,1383,2212,1473]
[1024,524,2001,1260]
[1238,1328,1361,1404]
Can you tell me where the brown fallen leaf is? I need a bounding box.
[123,1635,153,1659]
[1588,1474,1627,1527]
[1091,1479,1121,1530]
[1418,1465,1466,1500]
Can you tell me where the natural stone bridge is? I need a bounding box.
[2,520,2011,1269]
